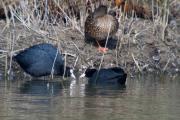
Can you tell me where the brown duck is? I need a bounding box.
[114,0,152,19]
[85,5,119,53]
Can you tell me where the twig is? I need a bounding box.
[50,47,59,79]
[163,58,171,72]
[0,55,7,59]
[62,53,76,57]
[63,51,67,80]
[98,22,112,71]
[131,53,142,73]
[0,50,8,53]
[73,56,79,68]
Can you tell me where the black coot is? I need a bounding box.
[83,67,127,85]
[14,43,74,78]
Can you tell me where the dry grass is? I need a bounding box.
[0,0,179,78]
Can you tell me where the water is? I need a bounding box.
[0,73,179,120]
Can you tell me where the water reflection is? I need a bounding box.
[69,79,86,97]
[0,72,2,81]
[19,79,70,96]
[85,83,126,96]
[0,73,179,120]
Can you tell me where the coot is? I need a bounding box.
[81,67,127,85]
[14,43,75,78]
[85,5,119,53]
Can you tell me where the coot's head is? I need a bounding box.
[85,68,97,78]
[80,68,97,78]
[118,73,127,85]
[61,66,76,79]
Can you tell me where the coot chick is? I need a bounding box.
[14,43,75,78]
[81,67,127,85]
[85,5,119,53]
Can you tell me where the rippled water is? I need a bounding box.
[0,73,179,120]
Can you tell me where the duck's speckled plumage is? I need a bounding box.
[85,5,119,42]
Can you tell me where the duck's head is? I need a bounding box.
[93,5,108,18]
[114,0,126,8]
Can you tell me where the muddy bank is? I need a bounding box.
[0,18,179,76]
[0,1,179,77]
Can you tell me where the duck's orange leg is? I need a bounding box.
[98,47,108,53]
[95,40,108,53]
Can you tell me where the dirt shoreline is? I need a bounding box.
[0,18,179,76]
[0,1,179,77]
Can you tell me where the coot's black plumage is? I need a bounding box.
[84,67,127,85]
[14,43,74,77]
